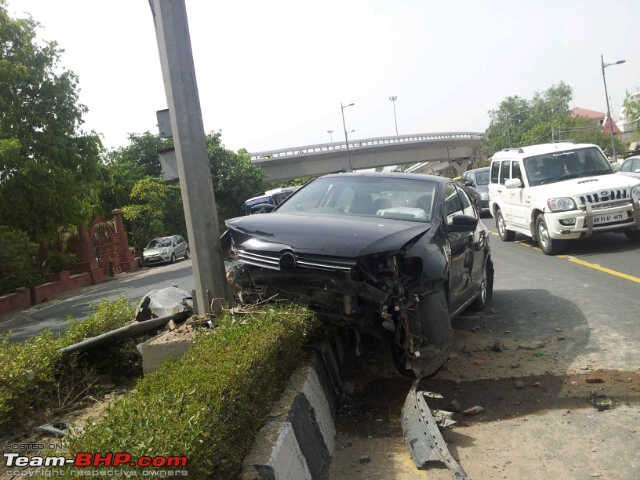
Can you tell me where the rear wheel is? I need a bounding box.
[536,215,562,255]
[170,253,176,264]
[470,256,494,310]
[184,248,190,259]
[495,209,515,241]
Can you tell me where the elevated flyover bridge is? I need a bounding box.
[250,132,484,181]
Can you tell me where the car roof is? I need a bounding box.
[321,171,449,184]
[492,142,599,160]
[465,167,489,174]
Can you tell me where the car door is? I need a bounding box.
[488,160,502,216]
[444,182,474,312]
[504,160,528,228]
[455,184,486,294]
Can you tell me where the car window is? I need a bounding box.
[444,183,463,222]
[620,160,632,172]
[498,161,510,184]
[523,147,611,186]
[490,162,500,184]
[633,159,640,172]
[475,170,489,185]
[277,176,437,222]
[511,161,523,182]
[455,185,477,218]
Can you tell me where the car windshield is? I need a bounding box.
[474,170,490,185]
[146,238,171,248]
[277,175,437,223]
[523,147,613,186]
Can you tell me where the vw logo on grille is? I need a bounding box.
[279,251,296,270]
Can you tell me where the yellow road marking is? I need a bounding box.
[489,228,639,284]
[565,257,640,284]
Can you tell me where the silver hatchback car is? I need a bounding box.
[142,235,189,266]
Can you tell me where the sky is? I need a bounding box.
[8,0,640,153]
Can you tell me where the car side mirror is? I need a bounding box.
[505,178,523,189]
[464,180,474,187]
[447,214,478,232]
[634,168,640,173]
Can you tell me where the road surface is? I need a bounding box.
[0,260,194,342]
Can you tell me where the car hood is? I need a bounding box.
[143,248,165,256]
[530,173,640,197]
[226,213,431,257]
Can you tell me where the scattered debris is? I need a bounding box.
[432,410,457,429]
[473,358,485,366]
[586,376,604,384]
[359,455,370,464]
[490,340,504,352]
[518,340,546,350]
[463,405,485,416]
[510,362,521,368]
[36,422,72,438]
[449,399,461,412]
[135,286,193,321]
[590,392,613,411]
[514,380,526,389]
[532,382,545,389]
[536,351,545,357]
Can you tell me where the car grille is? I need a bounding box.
[237,249,356,272]
[577,189,629,207]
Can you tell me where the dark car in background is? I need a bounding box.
[243,186,300,215]
[222,172,494,377]
[461,167,490,216]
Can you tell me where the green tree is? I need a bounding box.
[0,225,41,294]
[0,2,101,242]
[485,82,623,156]
[207,132,264,220]
[623,90,640,136]
[121,178,167,251]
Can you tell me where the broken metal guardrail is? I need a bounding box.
[59,311,191,355]
[401,380,470,479]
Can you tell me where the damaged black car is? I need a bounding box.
[221,172,494,376]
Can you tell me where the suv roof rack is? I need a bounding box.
[500,147,524,153]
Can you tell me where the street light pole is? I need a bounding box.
[601,54,626,162]
[341,102,355,171]
[389,95,399,136]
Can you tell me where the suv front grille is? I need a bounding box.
[577,189,629,207]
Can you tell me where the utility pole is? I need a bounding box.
[389,95,399,136]
[341,102,355,171]
[601,54,626,162]
[149,0,230,313]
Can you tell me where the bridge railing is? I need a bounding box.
[250,132,484,162]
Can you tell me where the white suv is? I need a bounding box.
[488,142,640,255]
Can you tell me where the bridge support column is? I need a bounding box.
[449,159,472,177]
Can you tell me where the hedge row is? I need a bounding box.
[0,296,135,430]
[66,304,316,480]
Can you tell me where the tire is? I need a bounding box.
[470,256,494,311]
[625,229,640,242]
[184,248,190,259]
[170,253,176,264]
[397,286,453,378]
[495,209,515,241]
[535,215,562,255]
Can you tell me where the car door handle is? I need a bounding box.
[496,189,504,194]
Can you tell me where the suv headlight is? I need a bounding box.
[631,185,640,203]
[547,197,576,212]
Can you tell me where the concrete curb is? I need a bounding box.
[241,338,344,480]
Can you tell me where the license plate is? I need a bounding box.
[592,213,625,225]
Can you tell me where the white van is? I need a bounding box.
[488,142,640,254]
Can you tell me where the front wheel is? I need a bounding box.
[536,215,562,255]
[496,209,515,241]
[625,229,640,242]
